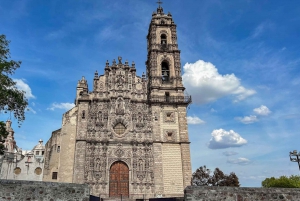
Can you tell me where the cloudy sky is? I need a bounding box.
[1,0,300,187]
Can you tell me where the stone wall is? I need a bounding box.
[185,186,300,201]
[0,180,89,201]
[43,129,61,182]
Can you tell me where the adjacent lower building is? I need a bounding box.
[43,4,192,200]
[0,120,45,181]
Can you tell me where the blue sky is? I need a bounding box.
[1,0,300,187]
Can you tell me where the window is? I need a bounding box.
[114,123,126,135]
[161,34,167,44]
[165,92,170,102]
[82,110,85,119]
[167,132,173,141]
[57,146,60,153]
[161,61,170,82]
[42,151,44,155]
[36,151,39,155]
[52,172,58,180]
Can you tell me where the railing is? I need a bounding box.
[149,95,191,104]
[149,44,179,51]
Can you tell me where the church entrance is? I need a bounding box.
[109,161,129,197]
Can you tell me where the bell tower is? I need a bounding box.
[146,3,184,93]
[146,2,192,197]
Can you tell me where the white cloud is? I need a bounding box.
[227,157,251,165]
[27,107,36,114]
[47,102,75,111]
[236,115,258,124]
[253,105,271,116]
[182,60,255,104]
[14,79,35,99]
[223,151,238,156]
[232,86,256,102]
[187,116,205,124]
[208,129,247,149]
[210,108,217,113]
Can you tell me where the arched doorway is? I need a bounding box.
[109,161,129,197]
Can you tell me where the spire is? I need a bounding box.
[157,0,163,8]
[156,0,164,14]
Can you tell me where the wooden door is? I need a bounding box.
[109,161,129,197]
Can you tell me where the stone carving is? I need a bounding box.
[114,144,125,158]
[163,111,175,123]
[163,129,177,142]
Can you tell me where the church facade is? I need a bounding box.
[43,5,192,199]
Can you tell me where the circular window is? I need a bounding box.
[34,167,42,175]
[114,123,126,135]
[14,167,21,175]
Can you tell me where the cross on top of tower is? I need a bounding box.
[157,0,163,8]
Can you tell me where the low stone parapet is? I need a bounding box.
[185,186,300,201]
[0,180,90,201]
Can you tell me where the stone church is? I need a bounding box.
[43,4,192,199]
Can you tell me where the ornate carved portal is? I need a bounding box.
[109,161,129,197]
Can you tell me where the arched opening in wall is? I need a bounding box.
[109,161,129,198]
[162,61,170,82]
[161,34,167,48]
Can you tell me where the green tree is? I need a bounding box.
[262,175,300,188]
[0,121,9,154]
[0,34,27,154]
[191,165,240,187]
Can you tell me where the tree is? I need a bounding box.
[262,175,300,188]
[0,34,27,154]
[191,165,240,187]
[0,121,8,155]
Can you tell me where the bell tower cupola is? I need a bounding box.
[146,1,191,105]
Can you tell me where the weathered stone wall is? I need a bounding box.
[185,186,300,201]
[43,129,61,182]
[0,180,89,201]
[59,106,78,183]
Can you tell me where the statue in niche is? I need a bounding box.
[136,112,144,129]
[138,113,142,123]
[116,72,125,88]
[98,111,103,121]
[116,99,125,115]
[95,158,101,171]
[138,159,144,171]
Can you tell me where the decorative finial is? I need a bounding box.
[157,0,163,8]
[118,56,122,64]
